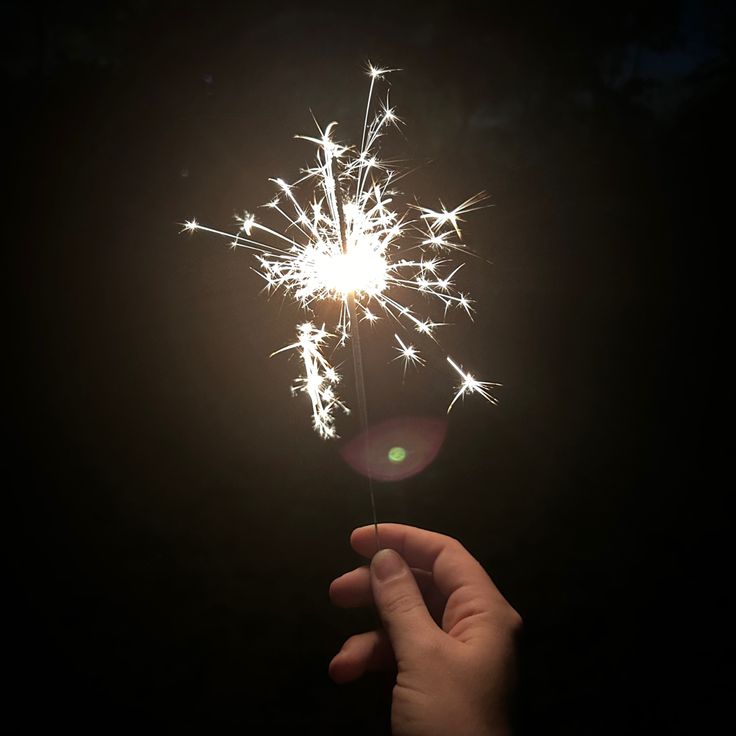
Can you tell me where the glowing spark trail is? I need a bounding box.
[183,64,498,438]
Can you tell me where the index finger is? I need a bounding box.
[350,523,499,603]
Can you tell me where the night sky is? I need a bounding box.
[6,1,731,733]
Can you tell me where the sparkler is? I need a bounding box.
[183,64,498,442]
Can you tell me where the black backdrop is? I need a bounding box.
[6,1,731,733]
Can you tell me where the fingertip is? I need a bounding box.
[329,631,393,683]
[349,525,370,548]
[329,566,373,609]
[350,524,384,556]
[328,575,342,602]
[328,653,344,683]
[328,651,362,684]
[370,548,407,581]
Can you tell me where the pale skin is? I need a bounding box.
[329,523,522,736]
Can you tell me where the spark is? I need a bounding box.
[393,334,426,375]
[183,66,498,437]
[446,357,501,413]
[415,192,490,239]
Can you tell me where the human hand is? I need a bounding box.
[329,523,521,736]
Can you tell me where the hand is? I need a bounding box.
[329,523,521,736]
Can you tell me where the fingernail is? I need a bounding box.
[371,549,403,581]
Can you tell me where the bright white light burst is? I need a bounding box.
[183,64,499,438]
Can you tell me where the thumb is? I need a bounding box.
[370,549,437,662]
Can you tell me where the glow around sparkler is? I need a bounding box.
[183,64,499,438]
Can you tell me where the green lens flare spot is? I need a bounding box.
[388,446,407,464]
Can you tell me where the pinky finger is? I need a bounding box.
[328,629,394,684]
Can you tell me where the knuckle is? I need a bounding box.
[507,607,523,634]
[443,535,477,562]
[442,533,464,552]
[383,589,424,618]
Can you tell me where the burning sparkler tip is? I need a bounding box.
[182,65,495,437]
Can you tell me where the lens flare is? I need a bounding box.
[388,446,407,463]
[342,416,448,481]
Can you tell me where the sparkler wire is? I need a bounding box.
[332,155,380,548]
[347,295,380,550]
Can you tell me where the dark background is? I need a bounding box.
[6,1,731,732]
